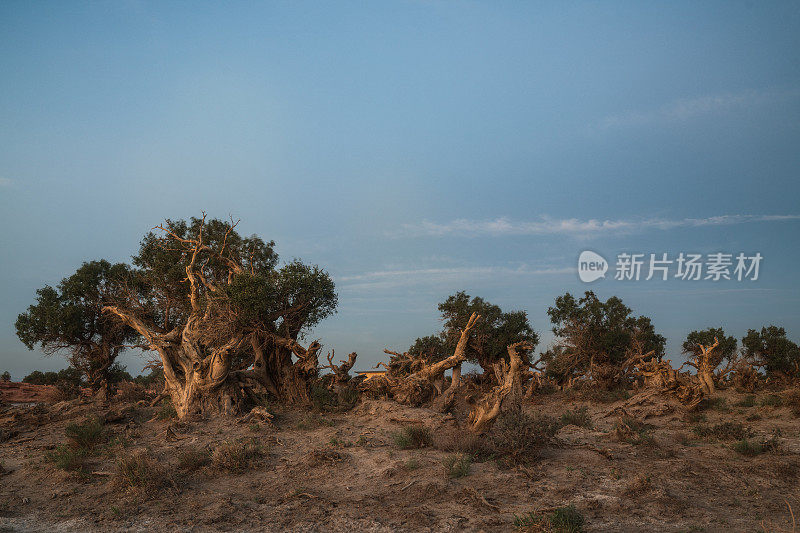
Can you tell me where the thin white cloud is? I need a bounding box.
[0,178,12,187]
[397,214,800,238]
[597,88,799,129]
[339,265,573,291]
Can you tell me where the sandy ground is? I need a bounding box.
[1,388,799,532]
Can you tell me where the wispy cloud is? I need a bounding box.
[597,88,799,129]
[339,265,573,291]
[397,214,800,238]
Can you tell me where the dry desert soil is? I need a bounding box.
[1,387,799,532]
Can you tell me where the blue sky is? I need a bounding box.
[1,1,799,377]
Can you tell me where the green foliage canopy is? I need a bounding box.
[742,326,800,377]
[15,260,136,388]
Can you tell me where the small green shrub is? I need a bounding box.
[403,458,420,470]
[614,416,655,446]
[785,390,800,417]
[692,422,752,441]
[514,505,584,532]
[295,413,336,429]
[736,395,756,408]
[211,440,263,472]
[156,399,177,420]
[394,426,433,449]
[337,386,360,411]
[707,397,729,411]
[46,444,87,472]
[761,394,784,407]
[443,453,472,478]
[734,435,779,457]
[65,418,106,450]
[560,406,593,428]
[311,383,337,411]
[686,412,707,424]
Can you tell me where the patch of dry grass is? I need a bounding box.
[116,450,169,490]
[490,407,560,467]
[211,439,264,472]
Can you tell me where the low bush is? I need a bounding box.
[734,435,779,457]
[53,380,82,401]
[761,394,784,407]
[46,444,87,472]
[311,383,360,413]
[156,399,177,420]
[685,412,707,424]
[115,381,149,403]
[490,406,560,467]
[393,426,433,449]
[211,440,264,472]
[692,422,752,441]
[116,450,168,490]
[434,428,495,461]
[65,418,106,450]
[578,386,630,403]
[514,505,584,532]
[177,446,211,471]
[614,416,655,446]
[443,453,472,478]
[785,389,800,417]
[560,406,593,428]
[736,395,756,408]
[403,458,420,470]
[704,397,730,411]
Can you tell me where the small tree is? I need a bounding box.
[15,260,136,395]
[435,291,538,375]
[681,328,738,393]
[683,328,737,362]
[543,291,665,388]
[742,326,800,379]
[1,371,10,382]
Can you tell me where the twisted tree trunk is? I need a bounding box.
[469,341,529,433]
[376,313,480,406]
[683,337,721,395]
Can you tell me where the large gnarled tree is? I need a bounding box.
[104,214,337,418]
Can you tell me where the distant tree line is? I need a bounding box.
[13,213,800,415]
[403,290,800,389]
